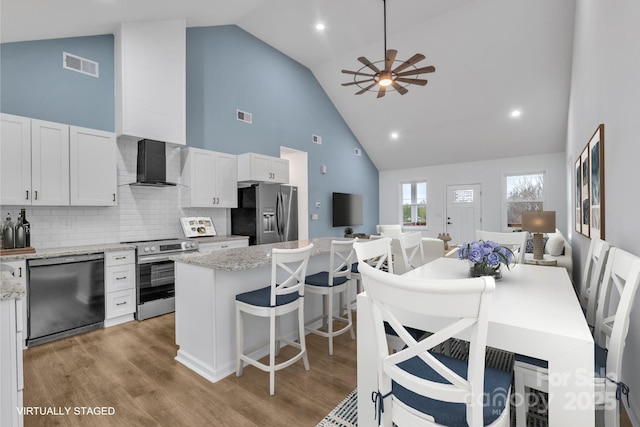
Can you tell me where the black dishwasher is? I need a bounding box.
[27,253,105,346]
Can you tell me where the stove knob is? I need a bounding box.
[190,243,196,248]
[150,246,156,252]
[144,246,150,252]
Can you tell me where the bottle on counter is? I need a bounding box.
[15,212,25,248]
[20,208,30,247]
[2,213,15,249]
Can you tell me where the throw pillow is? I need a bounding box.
[545,234,565,256]
[525,236,549,253]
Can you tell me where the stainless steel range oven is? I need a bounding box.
[123,238,198,320]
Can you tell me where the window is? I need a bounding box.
[505,173,544,228]
[402,181,427,227]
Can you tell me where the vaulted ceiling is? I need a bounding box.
[0,0,576,171]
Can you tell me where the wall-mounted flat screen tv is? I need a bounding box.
[332,192,363,227]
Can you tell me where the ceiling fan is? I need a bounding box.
[341,0,435,98]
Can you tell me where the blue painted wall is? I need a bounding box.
[186,25,378,237]
[0,35,114,131]
[0,26,379,237]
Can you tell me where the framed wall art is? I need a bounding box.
[575,157,582,235]
[575,124,605,239]
[580,147,590,237]
[588,124,605,240]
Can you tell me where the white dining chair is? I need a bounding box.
[421,237,445,264]
[396,231,424,272]
[353,237,394,275]
[580,238,612,328]
[358,261,511,427]
[376,224,402,238]
[235,244,313,395]
[513,248,640,427]
[304,239,356,355]
[475,230,527,264]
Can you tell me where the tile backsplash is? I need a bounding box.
[1,140,229,249]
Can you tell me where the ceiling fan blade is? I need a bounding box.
[356,81,378,95]
[392,53,426,74]
[391,81,409,95]
[395,77,428,86]
[396,65,436,77]
[341,69,376,77]
[357,56,381,73]
[377,86,386,98]
[384,49,397,72]
[342,79,375,87]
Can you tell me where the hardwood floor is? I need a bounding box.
[22,313,357,426]
[21,312,636,427]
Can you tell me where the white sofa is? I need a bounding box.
[525,229,573,276]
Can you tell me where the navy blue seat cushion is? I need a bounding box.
[392,351,511,426]
[594,343,607,378]
[305,271,348,287]
[515,343,608,376]
[235,285,298,307]
[351,263,359,274]
[384,322,427,341]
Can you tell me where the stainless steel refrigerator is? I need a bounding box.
[231,183,298,245]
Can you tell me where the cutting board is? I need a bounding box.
[0,246,36,256]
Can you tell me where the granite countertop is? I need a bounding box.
[0,243,137,261]
[171,237,344,272]
[0,271,25,300]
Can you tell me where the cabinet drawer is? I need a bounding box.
[106,289,136,318]
[198,239,248,253]
[105,250,135,267]
[105,264,136,293]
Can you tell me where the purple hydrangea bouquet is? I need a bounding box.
[457,240,515,280]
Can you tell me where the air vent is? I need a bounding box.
[63,52,99,78]
[236,109,252,124]
[312,134,322,145]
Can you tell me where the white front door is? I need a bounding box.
[445,184,482,245]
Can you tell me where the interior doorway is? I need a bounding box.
[280,147,308,240]
[445,184,482,245]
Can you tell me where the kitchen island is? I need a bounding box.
[171,237,344,383]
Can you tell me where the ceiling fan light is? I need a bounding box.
[378,72,393,87]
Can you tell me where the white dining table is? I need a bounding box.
[356,257,595,427]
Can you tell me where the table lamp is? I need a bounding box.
[522,211,556,260]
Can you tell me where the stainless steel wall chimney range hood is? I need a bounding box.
[130,139,177,187]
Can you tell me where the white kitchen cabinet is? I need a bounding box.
[0,296,24,427]
[198,238,248,253]
[181,147,238,208]
[237,152,289,184]
[0,114,69,206]
[115,19,186,145]
[104,250,136,327]
[0,114,31,206]
[69,126,117,206]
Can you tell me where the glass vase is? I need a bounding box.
[468,261,502,281]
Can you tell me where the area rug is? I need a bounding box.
[316,340,549,427]
[316,389,357,427]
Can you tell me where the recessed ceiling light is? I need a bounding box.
[510,109,522,118]
[390,132,399,139]
[315,23,326,31]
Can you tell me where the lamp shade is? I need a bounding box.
[522,211,556,233]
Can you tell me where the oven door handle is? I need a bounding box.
[137,254,174,265]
